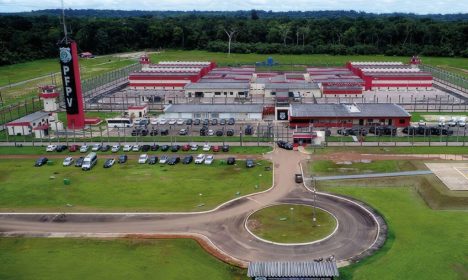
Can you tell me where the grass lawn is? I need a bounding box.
[57,111,122,123]
[313,146,468,155]
[0,238,247,280]
[322,186,468,280]
[247,204,336,243]
[410,112,468,122]
[0,158,272,212]
[310,160,417,176]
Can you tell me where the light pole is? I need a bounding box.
[290,207,294,225]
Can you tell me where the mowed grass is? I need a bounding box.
[0,238,247,280]
[0,158,272,212]
[410,112,468,122]
[323,186,468,280]
[248,204,336,243]
[313,146,468,155]
[151,50,468,75]
[310,160,417,176]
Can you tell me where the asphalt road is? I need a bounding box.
[0,148,383,266]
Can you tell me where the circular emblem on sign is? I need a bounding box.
[60,47,72,63]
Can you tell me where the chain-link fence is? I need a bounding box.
[420,65,468,93]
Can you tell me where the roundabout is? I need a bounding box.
[0,147,386,268]
[245,204,338,244]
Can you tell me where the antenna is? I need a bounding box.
[61,0,68,44]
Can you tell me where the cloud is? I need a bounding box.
[0,0,467,14]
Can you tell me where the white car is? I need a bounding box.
[79,145,89,153]
[204,155,214,165]
[447,118,457,127]
[46,145,57,152]
[91,143,102,151]
[158,118,167,125]
[159,155,169,164]
[208,129,214,136]
[418,120,426,126]
[138,154,148,164]
[111,145,120,153]
[202,144,211,151]
[63,157,74,166]
[438,117,446,127]
[132,145,140,151]
[150,118,159,125]
[458,117,466,127]
[190,144,199,151]
[168,119,177,125]
[194,154,206,164]
[176,119,184,125]
[123,144,133,152]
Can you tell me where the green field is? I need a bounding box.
[324,186,468,280]
[313,146,468,155]
[0,238,247,280]
[310,160,417,176]
[247,204,337,243]
[410,112,468,122]
[0,158,272,212]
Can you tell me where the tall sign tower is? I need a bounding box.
[58,2,85,129]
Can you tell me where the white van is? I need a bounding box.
[82,152,98,171]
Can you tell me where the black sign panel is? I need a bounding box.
[59,43,79,114]
[277,109,289,121]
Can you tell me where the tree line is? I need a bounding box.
[0,12,467,65]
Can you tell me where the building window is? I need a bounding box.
[194,113,201,118]
[230,92,233,96]
[211,113,219,118]
[238,92,244,95]
[215,92,221,96]
[271,92,276,96]
[399,119,406,124]
[368,119,373,123]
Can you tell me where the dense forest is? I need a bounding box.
[0,10,467,65]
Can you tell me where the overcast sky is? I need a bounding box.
[0,0,467,14]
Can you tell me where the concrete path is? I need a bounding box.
[314,170,433,181]
[0,147,384,268]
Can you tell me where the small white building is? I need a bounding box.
[128,105,148,118]
[184,82,249,98]
[6,111,51,137]
[163,104,264,121]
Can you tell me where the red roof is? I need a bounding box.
[33,124,50,130]
[85,118,101,125]
[39,92,59,99]
[128,105,148,110]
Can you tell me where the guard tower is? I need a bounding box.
[140,54,150,70]
[410,55,421,68]
[38,85,63,131]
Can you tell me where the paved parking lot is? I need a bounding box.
[425,163,468,191]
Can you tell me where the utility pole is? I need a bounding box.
[224,29,236,56]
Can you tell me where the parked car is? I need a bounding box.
[56,145,68,152]
[161,145,170,151]
[447,118,458,127]
[91,143,102,152]
[226,129,234,136]
[202,144,211,151]
[75,157,85,167]
[246,159,255,168]
[295,174,303,183]
[458,117,467,127]
[212,145,220,152]
[148,156,158,165]
[111,145,121,153]
[46,145,57,152]
[222,145,230,152]
[167,157,180,165]
[176,119,185,125]
[418,120,427,126]
[204,155,214,165]
[227,157,236,165]
[132,145,141,152]
[211,119,218,125]
[185,119,193,125]
[158,118,167,125]
[179,128,188,135]
[150,118,159,125]
[208,129,214,136]
[118,154,128,163]
[203,119,209,125]
[181,144,191,151]
[69,144,79,152]
[150,144,160,151]
[228,118,235,125]
[63,157,74,166]
[149,129,159,136]
[219,119,227,125]
[168,119,177,125]
[183,155,193,164]
[101,145,111,152]
[79,145,89,153]
[190,144,199,151]
[103,158,115,168]
[159,155,169,164]
[194,154,206,164]
[438,117,446,127]
[244,125,253,135]
[138,154,149,164]
[200,127,207,136]
[171,145,181,152]
[35,157,48,167]
[160,129,169,136]
[215,130,223,136]
[142,145,151,152]
[194,119,201,125]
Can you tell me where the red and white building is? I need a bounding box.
[307,67,364,96]
[346,61,433,90]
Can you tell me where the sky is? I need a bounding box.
[0,0,467,14]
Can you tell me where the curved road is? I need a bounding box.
[0,148,383,267]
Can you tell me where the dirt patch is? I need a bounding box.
[246,219,261,231]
